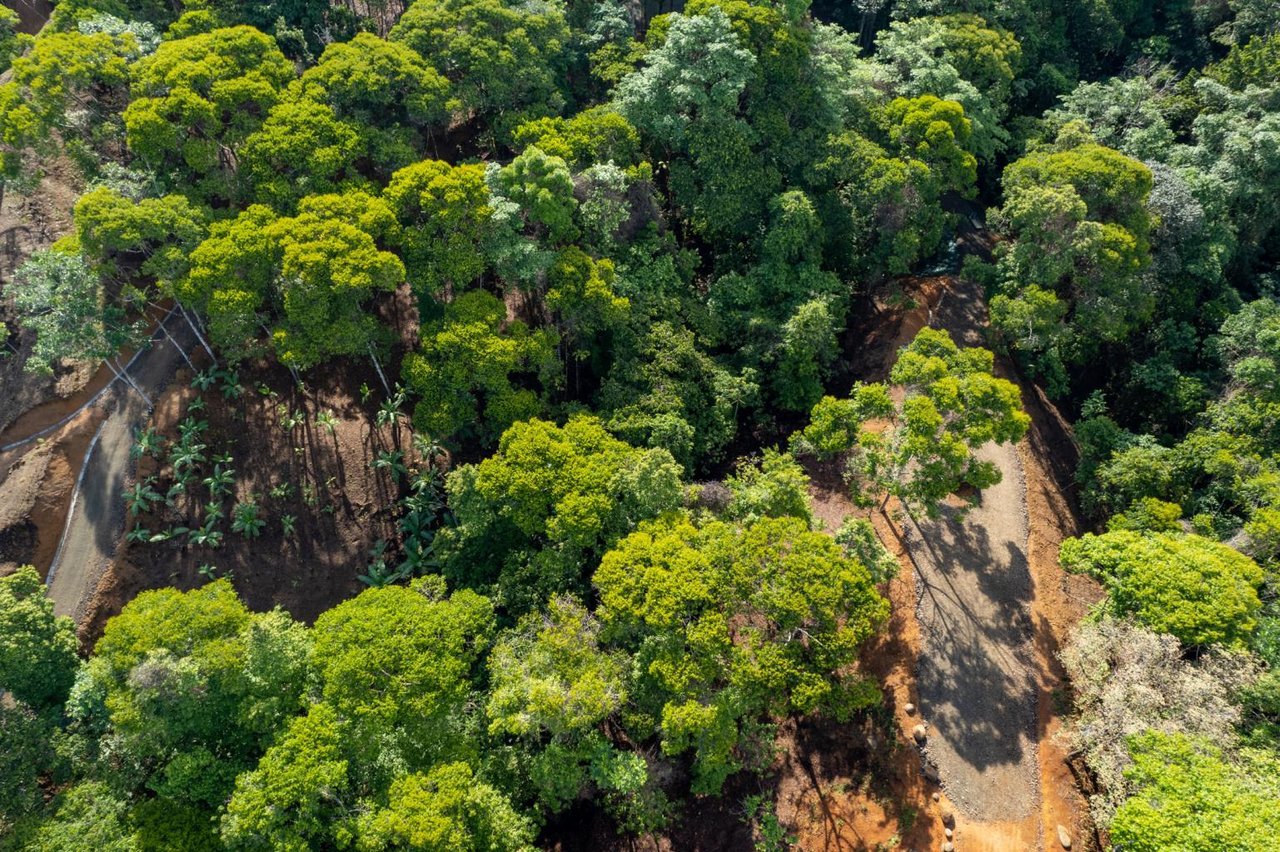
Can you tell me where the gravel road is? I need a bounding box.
[900,277,1041,822]
[46,311,195,621]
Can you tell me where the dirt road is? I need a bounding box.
[44,311,196,621]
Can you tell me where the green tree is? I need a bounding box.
[485,595,633,813]
[795,328,1029,516]
[438,415,683,615]
[123,26,294,201]
[10,249,151,403]
[389,0,570,147]
[402,289,559,443]
[600,320,759,473]
[595,515,888,793]
[0,565,79,711]
[180,193,404,368]
[1060,530,1264,648]
[355,763,535,852]
[309,581,495,777]
[723,449,812,525]
[1110,732,1280,852]
[32,782,138,852]
[384,159,492,297]
[238,99,362,209]
[294,33,450,175]
[221,704,350,852]
[73,187,207,286]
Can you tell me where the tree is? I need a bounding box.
[723,449,813,525]
[1060,530,1264,648]
[309,580,495,777]
[73,187,207,286]
[595,515,888,793]
[600,320,759,473]
[0,565,79,711]
[294,33,450,175]
[32,782,138,852]
[10,249,151,404]
[794,328,1029,516]
[0,19,151,187]
[1109,732,1280,851]
[355,763,536,852]
[402,289,559,443]
[438,416,683,615]
[389,0,570,147]
[123,26,294,201]
[1059,617,1260,825]
[485,595,633,813]
[512,107,642,171]
[615,8,755,151]
[876,14,1021,160]
[238,99,362,210]
[180,193,404,368]
[221,705,351,852]
[384,159,492,297]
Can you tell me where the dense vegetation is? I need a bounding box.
[2,0,1280,848]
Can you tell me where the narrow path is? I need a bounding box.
[44,311,195,621]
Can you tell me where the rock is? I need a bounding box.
[904,702,916,715]
[944,828,953,839]
[942,844,955,852]
[931,792,940,802]
[922,761,940,782]
[912,724,927,743]
[941,812,955,828]
[1057,825,1072,849]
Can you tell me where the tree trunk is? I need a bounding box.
[368,342,392,397]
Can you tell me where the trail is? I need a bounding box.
[42,311,195,621]
[892,274,1085,850]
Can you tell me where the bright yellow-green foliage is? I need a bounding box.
[310,582,495,769]
[796,328,1028,515]
[0,566,79,711]
[180,192,403,368]
[884,94,977,194]
[1060,530,1264,648]
[239,99,362,209]
[1109,732,1280,852]
[595,514,888,793]
[73,187,207,284]
[390,0,570,146]
[384,159,492,295]
[487,595,627,738]
[547,247,629,351]
[513,107,643,171]
[221,705,350,852]
[440,416,683,615]
[0,23,142,182]
[355,763,536,852]
[124,26,294,199]
[402,289,558,442]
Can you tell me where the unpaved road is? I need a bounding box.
[45,311,196,620]
[902,279,1041,824]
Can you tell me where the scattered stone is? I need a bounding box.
[945,828,953,839]
[942,843,955,852]
[912,724,927,743]
[1057,825,1072,849]
[931,792,940,802]
[904,702,916,715]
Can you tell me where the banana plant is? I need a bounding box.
[131,426,165,460]
[123,478,162,516]
[203,465,235,501]
[126,524,151,544]
[231,499,266,539]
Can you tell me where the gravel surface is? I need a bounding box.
[900,277,1041,822]
[46,311,195,621]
